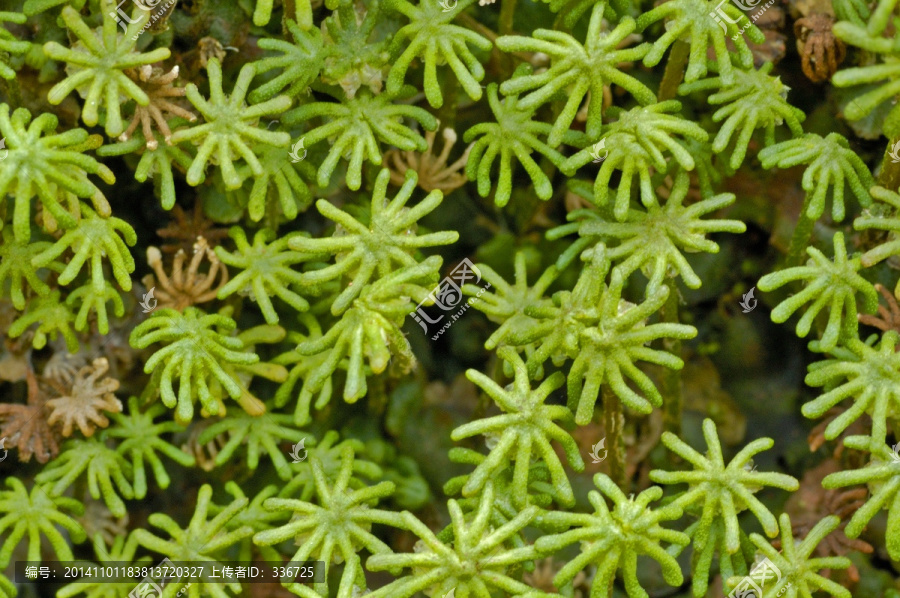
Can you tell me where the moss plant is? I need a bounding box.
[523,259,698,423]
[282,88,436,190]
[738,514,852,598]
[131,484,253,598]
[650,418,799,596]
[854,185,900,268]
[679,63,806,170]
[365,481,543,598]
[464,77,583,207]
[96,120,197,211]
[758,232,878,351]
[496,1,655,147]
[832,10,900,124]
[759,133,874,222]
[35,435,135,517]
[0,477,86,567]
[278,431,383,501]
[821,435,900,560]
[450,346,584,507]
[289,168,457,314]
[42,2,171,137]
[636,0,764,85]
[5,0,900,596]
[562,101,709,219]
[0,11,29,80]
[573,169,746,294]
[803,331,900,445]
[248,19,324,103]
[214,227,312,324]
[535,474,690,598]
[56,532,151,598]
[461,251,559,352]
[106,397,197,499]
[9,289,80,352]
[0,225,61,310]
[0,105,115,241]
[384,0,492,108]
[129,307,262,423]
[31,204,137,294]
[253,446,404,597]
[197,406,306,479]
[170,58,292,189]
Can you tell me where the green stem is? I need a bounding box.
[602,385,627,489]
[367,373,389,419]
[658,40,690,101]
[786,200,815,268]
[283,0,294,29]
[878,138,900,189]
[498,0,518,79]
[0,73,21,108]
[499,0,517,36]
[435,75,459,133]
[661,278,682,437]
